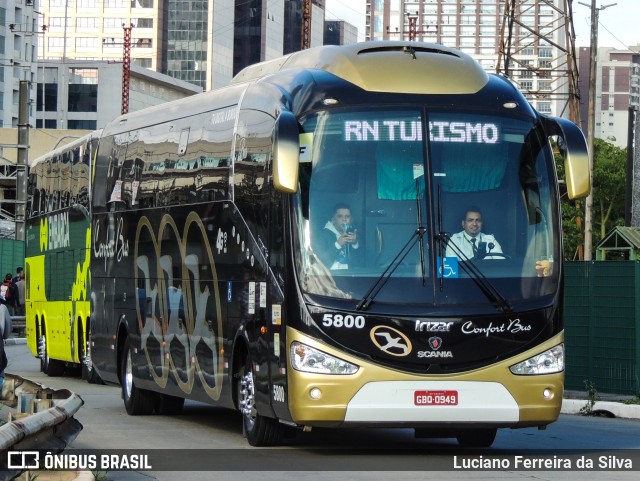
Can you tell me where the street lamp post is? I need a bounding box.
[578,1,616,260]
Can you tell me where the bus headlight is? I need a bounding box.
[509,343,564,375]
[290,342,359,375]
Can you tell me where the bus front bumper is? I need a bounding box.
[286,327,563,429]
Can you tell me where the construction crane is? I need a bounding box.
[122,24,133,115]
[386,11,437,41]
[497,0,581,124]
[301,0,312,50]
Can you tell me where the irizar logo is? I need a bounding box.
[369,325,412,357]
[414,320,453,332]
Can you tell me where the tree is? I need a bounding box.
[592,138,626,241]
[557,137,627,260]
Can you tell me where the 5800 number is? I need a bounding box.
[322,314,365,329]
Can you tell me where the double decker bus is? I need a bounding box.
[55,42,590,447]
[25,131,101,382]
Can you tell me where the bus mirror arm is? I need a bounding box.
[273,110,300,194]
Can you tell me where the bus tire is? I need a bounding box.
[39,326,64,377]
[237,359,283,446]
[456,428,497,448]
[156,393,185,415]
[121,336,156,415]
[80,333,101,384]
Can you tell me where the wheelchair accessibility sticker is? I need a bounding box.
[437,257,458,278]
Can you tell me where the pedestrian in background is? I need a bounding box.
[15,269,25,317]
[0,273,16,316]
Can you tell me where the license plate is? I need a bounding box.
[414,390,458,406]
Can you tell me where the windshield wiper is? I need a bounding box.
[435,232,512,313]
[415,178,427,286]
[434,186,512,313]
[356,227,427,311]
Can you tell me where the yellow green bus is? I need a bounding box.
[25,131,100,382]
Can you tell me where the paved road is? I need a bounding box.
[5,343,640,480]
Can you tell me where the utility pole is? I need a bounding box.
[579,1,616,260]
[16,81,30,242]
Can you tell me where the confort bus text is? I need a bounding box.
[344,120,500,144]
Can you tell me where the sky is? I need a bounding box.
[324,0,640,50]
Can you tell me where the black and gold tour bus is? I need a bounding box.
[64,42,590,447]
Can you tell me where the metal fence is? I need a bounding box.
[564,261,640,395]
[0,238,24,278]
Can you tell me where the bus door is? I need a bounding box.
[90,133,130,380]
[233,107,276,412]
[48,247,74,363]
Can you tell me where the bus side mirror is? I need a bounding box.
[273,110,300,193]
[542,116,591,200]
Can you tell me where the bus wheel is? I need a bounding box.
[237,360,283,446]
[38,329,64,377]
[81,335,101,384]
[456,429,497,448]
[121,336,155,415]
[156,393,185,415]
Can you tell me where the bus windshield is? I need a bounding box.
[292,107,559,308]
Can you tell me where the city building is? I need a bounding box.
[1,0,40,128]
[283,0,326,54]
[35,59,201,130]
[37,0,330,91]
[0,59,200,235]
[40,1,159,68]
[578,46,640,148]
[324,20,358,46]
[366,0,570,117]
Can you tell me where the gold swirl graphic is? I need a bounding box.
[134,212,224,400]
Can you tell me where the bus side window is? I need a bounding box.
[198,111,232,203]
[234,109,274,251]
[27,165,40,217]
[93,135,126,212]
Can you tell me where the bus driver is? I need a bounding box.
[445,207,503,260]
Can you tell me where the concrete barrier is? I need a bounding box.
[0,374,84,479]
[561,398,640,418]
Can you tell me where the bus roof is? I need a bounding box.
[30,129,102,167]
[231,41,489,95]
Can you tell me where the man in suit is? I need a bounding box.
[445,208,503,260]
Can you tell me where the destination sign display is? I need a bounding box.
[344,120,500,144]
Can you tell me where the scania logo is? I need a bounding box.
[429,336,443,350]
[370,325,412,357]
